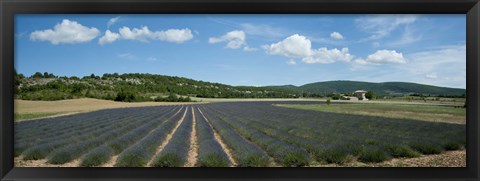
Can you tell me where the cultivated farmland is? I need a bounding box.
[14,101,466,167]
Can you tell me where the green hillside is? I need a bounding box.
[15,72,301,101]
[299,80,465,97]
[15,72,465,102]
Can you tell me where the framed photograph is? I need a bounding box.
[1,0,479,180]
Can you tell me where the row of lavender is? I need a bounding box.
[202,102,465,165]
[14,101,465,167]
[15,105,233,167]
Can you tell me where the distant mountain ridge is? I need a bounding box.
[268,80,465,97]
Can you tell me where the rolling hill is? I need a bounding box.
[15,72,466,101]
[295,80,465,97]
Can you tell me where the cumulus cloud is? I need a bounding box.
[98,30,120,45]
[107,16,121,28]
[302,48,353,64]
[263,34,354,64]
[330,32,344,40]
[119,26,193,43]
[209,30,246,49]
[98,26,193,44]
[365,50,407,64]
[30,19,100,45]
[263,34,312,58]
[354,50,407,65]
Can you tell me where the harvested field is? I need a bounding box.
[14,101,466,167]
[14,98,203,121]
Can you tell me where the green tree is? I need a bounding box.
[32,72,43,78]
[326,98,331,105]
[365,91,375,100]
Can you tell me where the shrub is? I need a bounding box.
[152,153,184,167]
[81,146,114,167]
[317,147,351,164]
[358,146,391,163]
[281,151,310,167]
[198,153,230,167]
[116,151,148,167]
[442,141,462,151]
[238,154,270,167]
[409,142,443,155]
[48,151,72,164]
[385,144,420,158]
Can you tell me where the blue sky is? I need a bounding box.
[15,14,466,88]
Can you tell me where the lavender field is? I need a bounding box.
[14,101,466,167]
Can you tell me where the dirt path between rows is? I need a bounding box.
[197,107,237,166]
[101,155,119,167]
[185,107,198,167]
[102,106,185,167]
[15,155,81,167]
[146,106,189,167]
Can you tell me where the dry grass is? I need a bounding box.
[14,98,203,121]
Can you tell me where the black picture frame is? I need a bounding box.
[1,0,479,180]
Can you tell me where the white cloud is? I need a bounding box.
[351,45,466,89]
[302,48,353,64]
[263,34,312,58]
[353,58,369,65]
[355,15,418,40]
[107,16,121,28]
[330,32,344,40]
[287,59,296,65]
[426,72,438,79]
[209,30,246,49]
[243,46,257,52]
[30,19,100,45]
[117,53,136,60]
[239,23,286,38]
[263,34,354,64]
[98,30,120,45]
[101,26,193,44]
[157,28,194,43]
[387,25,422,47]
[362,50,407,64]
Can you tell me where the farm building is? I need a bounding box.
[354,90,369,101]
[340,95,359,101]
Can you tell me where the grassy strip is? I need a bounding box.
[275,103,465,124]
[15,112,66,121]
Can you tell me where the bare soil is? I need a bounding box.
[101,155,119,167]
[15,156,81,167]
[185,107,198,167]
